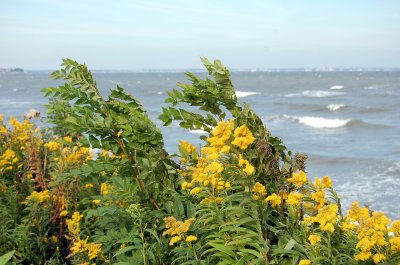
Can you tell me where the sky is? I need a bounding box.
[1,0,400,70]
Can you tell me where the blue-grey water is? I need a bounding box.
[1,70,399,219]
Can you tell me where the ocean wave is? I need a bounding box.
[297,116,350,128]
[358,106,388,114]
[236,91,260,98]
[269,115,390,129]
[330,85,344,90]
[327,104,346,111]
[285,90,344,98]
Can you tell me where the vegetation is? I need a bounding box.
[0,58,400,264]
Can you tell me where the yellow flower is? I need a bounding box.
[311,190,326,208]
[390,237,400,252]
[298,259,311,265]
[116,130,123,137]
[24,190,50,204]
[207,120,234,149]
[372,253,385,264]
[84,183,94,189]
[186,235,197,242]
[215,197,223,204]
[287,170,307,187]
[63,136,73,143]
[87,243,102,260]
[303,204,338,233]
[44,141,60,151]
[92,199,101,205]
[231,124,255,150]
[238,154,255,175]
[181,182,189,190]
[71,211,83,222]
[190,187,202,195]
[59,210,68,217]
[308,235,321,245]
[0,126,7,134]
[179,140,197,154]
[286,192,303,206]
[100,183,109,195]
[200,198,212,204]
[389,220,400,235]
[70,238,88,254]
[321,176,332,188]
[169,235,181,246]
[354,251,371,261]
[252,182,266,197]
[347,201,370,221]
[265,193,282,208]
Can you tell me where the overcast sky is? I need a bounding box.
[1,0,400,70]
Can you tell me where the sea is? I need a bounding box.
[1,70,399,219]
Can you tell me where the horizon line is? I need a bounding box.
[5,67,400,73]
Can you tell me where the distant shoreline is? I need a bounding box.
[4,68,400,74]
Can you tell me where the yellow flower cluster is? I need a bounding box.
[0,114,6,135]
[346,202,390,262]
[24,190,50,204]
[66,211,83,237]
[252,182,266,200]
[298,259,311,265]
[308,234,321,245]
[207,119,234,150]
[162,216,196,246]
[182,158,229,193]
[100,182,110,195]
[180,121,256,199]
[286,192,304,206]
[0,148,18,172]
[9,117,33,144]
[70,238,102,260]
[265,193,282,208]
[238,154,255,176]
[231,124,255,150]
[303,204,339,233]
[44,141,60,151]
[62,146,93,165]
[287,170,308,187]
[389,221,400,253]
[179,140,197,154]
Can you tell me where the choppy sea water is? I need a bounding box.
[1,70,399,219]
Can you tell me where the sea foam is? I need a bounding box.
[330,85,344,90]
[327,104,346,111]
[285,90,344,98]
[297,116,350,128]
[236,91,260,98]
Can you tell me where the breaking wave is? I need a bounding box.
[268,115,390,129]
[285,90,344,98]
[236,91,260,98]
[327,104,346,111]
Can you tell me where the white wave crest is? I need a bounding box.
[327,104,345,111]
[285,90,343,98]
[297,116,350,128]
[189,129,207,134]
[236,91,260,98]
[330,85,344,90]
[268,114,351,128]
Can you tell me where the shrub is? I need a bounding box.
[0,58,399,264]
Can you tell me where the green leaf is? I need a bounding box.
[0,250,15,265]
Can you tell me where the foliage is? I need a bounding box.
[0,58,400,264]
